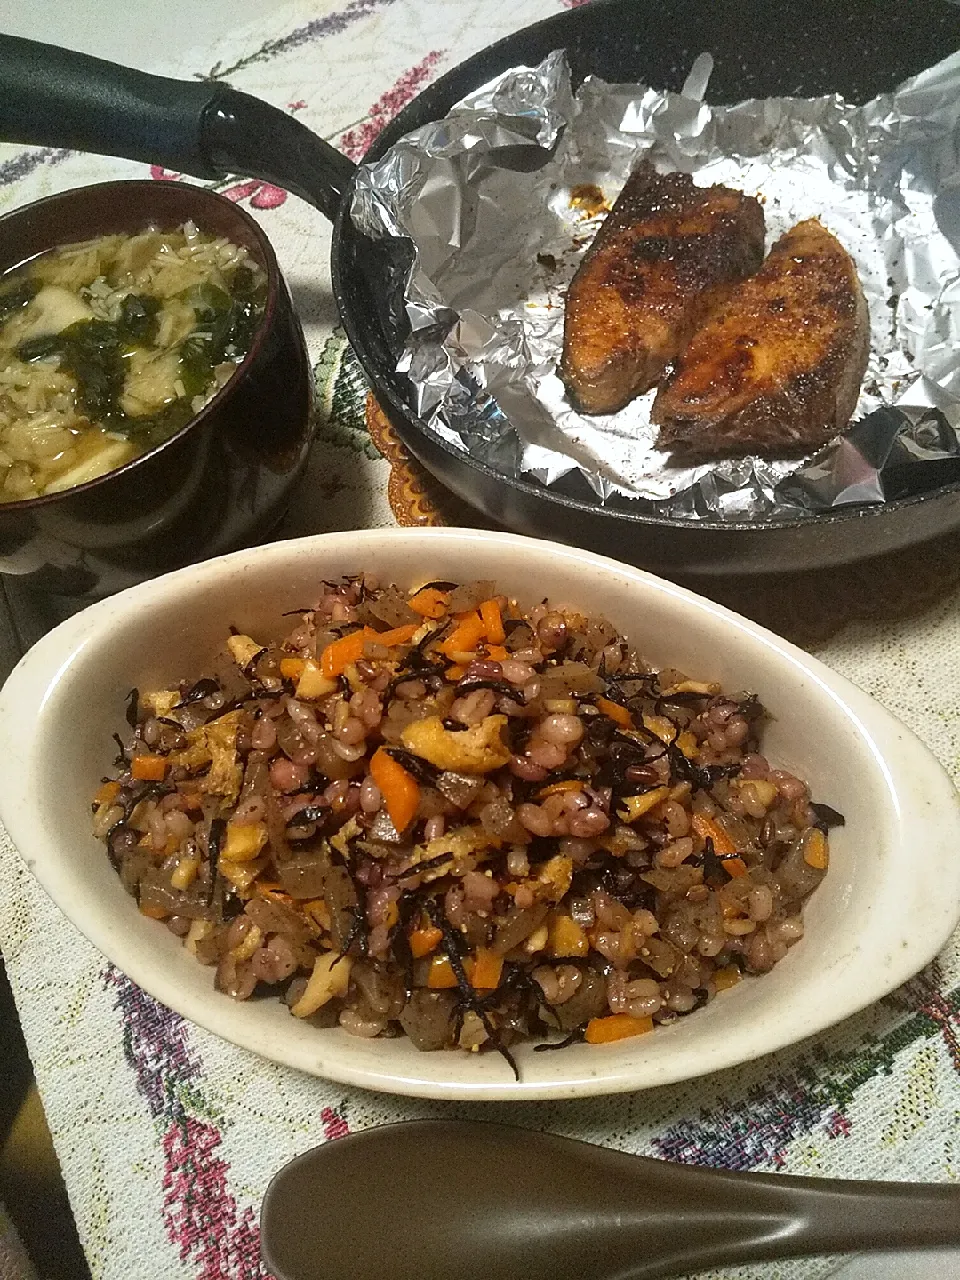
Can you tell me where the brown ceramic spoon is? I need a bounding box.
[260,1119,960,1280]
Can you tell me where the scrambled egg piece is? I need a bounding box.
[290,952,352,1019]
[218,855,267,892]
[659,680,717,696]
[2,285,93,347]
[226,634,263,669]
[141,689,180,718]
[410,826,501,881]
[169,709,243,806]
[330,816,361,859]
[641,714,677,745]
[537,855,573,903]
[120,347,183,418]
[401,714,511,774]
[617,787,669,823]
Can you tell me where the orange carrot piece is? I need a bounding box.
[372,623,419,648]
[469,948,504,990]
[409,925,443,959]
[549,913,589,958]
[478,599,505,644]
[279,656,305,680]
[139,902,169,920]
[319,628,366,678]
[691,813,738,856]
[370,747,421,833]
[536,779,584,799]
[440,611,486,657]
[485,644,509,663]
[723,856,749,879]
[131,754,167,782]
[408,587,449,619]
[585,1013,654,1044]
[596,697,633,728]
[803,829,829,869]
[94,779,121,806]
[426,955,458,989]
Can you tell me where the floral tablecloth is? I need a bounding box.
[2,2,960,1278]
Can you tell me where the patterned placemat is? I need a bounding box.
[1,2,959,1278]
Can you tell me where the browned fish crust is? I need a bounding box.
[559,162,765,416]
[653,219,870,457]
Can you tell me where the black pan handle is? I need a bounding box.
[0,35,356,222]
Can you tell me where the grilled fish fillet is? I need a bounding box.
[653,219,870,456]
[559,162,765,415]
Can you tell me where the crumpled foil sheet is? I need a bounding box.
[351,49,960,521]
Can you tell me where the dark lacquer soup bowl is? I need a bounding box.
[0,180,314,599]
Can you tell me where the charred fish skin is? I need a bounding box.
[559,161,766,416]
[652,218,870,458]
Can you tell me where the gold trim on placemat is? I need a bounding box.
[365,393,960,647]
[366,394,498,530]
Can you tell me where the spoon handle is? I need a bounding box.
[759,1174,960,1256]
[650,1161,960,1274]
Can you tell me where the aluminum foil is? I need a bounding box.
[351,49,960,521]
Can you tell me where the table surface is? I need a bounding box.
[1,3,960,1278]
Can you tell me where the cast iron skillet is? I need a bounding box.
[2,0,959,575]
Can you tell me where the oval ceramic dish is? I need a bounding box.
[1,528,958,1100]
